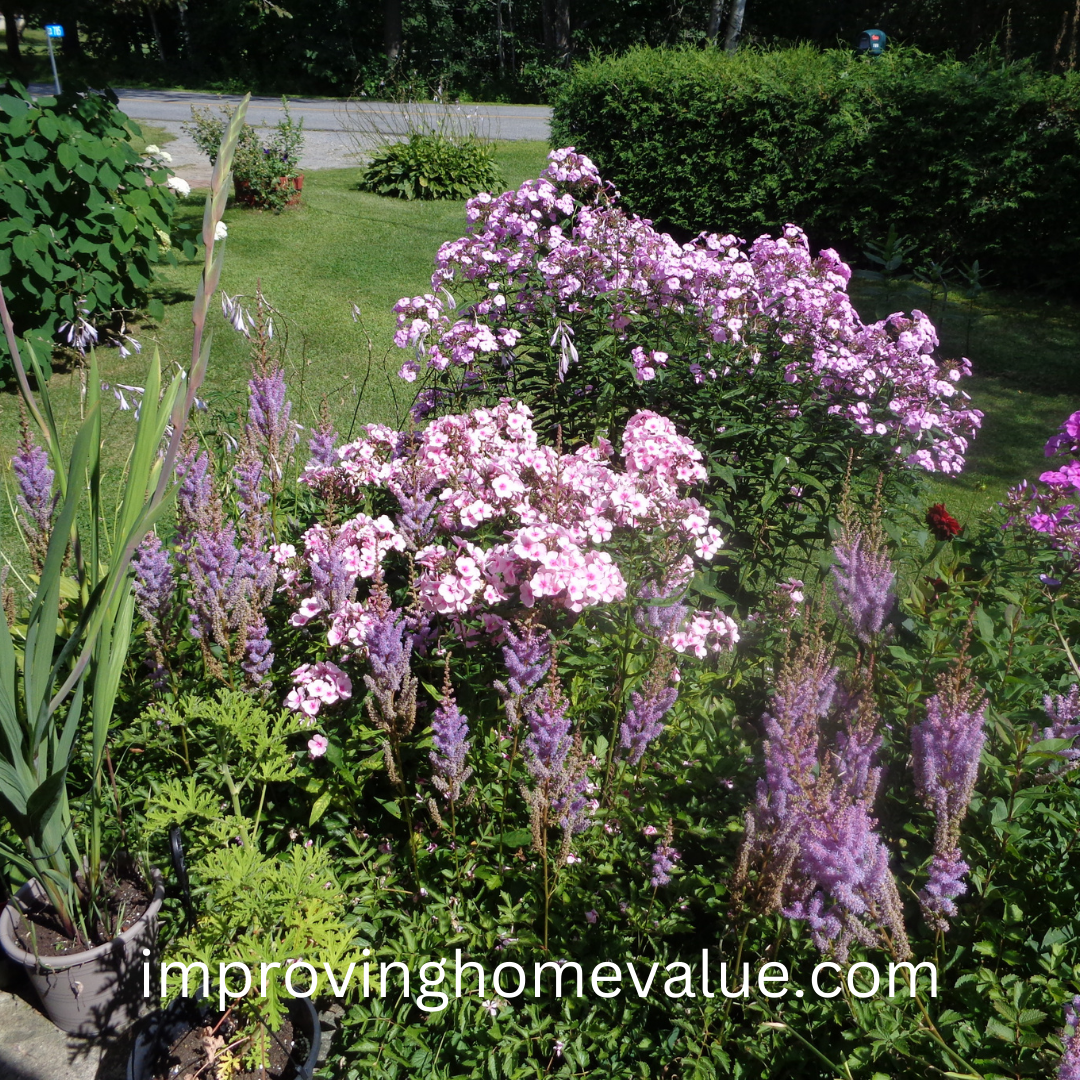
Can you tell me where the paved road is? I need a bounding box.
[29,85,552,187]
[29,84,551,140]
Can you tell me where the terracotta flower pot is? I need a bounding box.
[233,174,304,209]
[126,994,321,1080]
[0,869,164,1036]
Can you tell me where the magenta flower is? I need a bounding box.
[307,734,329,758]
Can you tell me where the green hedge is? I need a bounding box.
[550,47,1080,293]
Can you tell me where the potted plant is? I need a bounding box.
[124,692,347,1079]
[0,99,252,1036]
[183,99,305,212]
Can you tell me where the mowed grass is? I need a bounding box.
[1,134,1078,565]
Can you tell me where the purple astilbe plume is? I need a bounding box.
[499,622,552,699]
[735,638,910,960]
[524,676,573,782]
[245,291,298,498]
[650,822,680,887]
[522,662,592,851]
[234,439,276,682]
[1059,996,1080,1080]
[619,664,678,766]
[174,440,276,685]
[307,417,338,469]
[1036,685,1080,768]
[363,604,419,787]
[831,522,895,643]
[430,667,473,804]
[393,473,439,549]
[910,669,987,931]
[132,533,177,688]
[12,415,56,573]
[634,579,689,642]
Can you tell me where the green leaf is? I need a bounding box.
[309,788,333,826]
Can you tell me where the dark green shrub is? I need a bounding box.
[0,80,179,371]
[360,132,503,200]
[551,47,1080,293]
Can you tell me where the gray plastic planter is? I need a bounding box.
[0,869,164,1036]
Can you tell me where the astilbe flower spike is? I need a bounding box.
[735,637,910,961]
[910,664,987,932]
[1059,996,1080,1080]
[363,605,419,787]
[522,656,591,854]
[831,496,895,643]
[619,661,679,767]
[430,661,473,804]
[650,821,679,887]
[12,412,56,573]
[132,532,177,688]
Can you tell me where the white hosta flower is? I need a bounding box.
[214,220,228,242]
[166,176,191,197]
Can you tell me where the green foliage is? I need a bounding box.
[551,47,1080,293]
[361,133,504,201]
[139,692,356,1045]
[0,100,247,943]
[0,79,178,373]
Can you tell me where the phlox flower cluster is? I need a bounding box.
[737,641,909,961]
[392,147,981,473]
[910,675,987,931]
[1010,410,1080,568]
[288,402,735,653]
[286,661,352,720]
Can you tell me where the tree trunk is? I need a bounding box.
[1,5,21,65]
[707,0,724,43]
[495,0,505,78]
[506,0,516,74]
[61,19,84,60]
[540,0,555,54]
[147,4,166,62]
[553,0,571,63]
[723,0,746,53]
[384,0,403,67]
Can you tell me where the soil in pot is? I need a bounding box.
[157,1014,301,1080]
[0,867,164,1035]
[131,998,319,1080]
[12,869,153,955]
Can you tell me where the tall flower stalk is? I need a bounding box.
[735,636,910,961]
[910,663,987,932]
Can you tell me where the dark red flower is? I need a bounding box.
[926,503,962,541]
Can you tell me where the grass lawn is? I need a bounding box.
[2,135,1078,564]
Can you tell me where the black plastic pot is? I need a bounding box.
[126,994,320,1080]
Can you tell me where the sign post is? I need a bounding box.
[45,25,64,95]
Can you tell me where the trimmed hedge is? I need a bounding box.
[550,47,1080,293]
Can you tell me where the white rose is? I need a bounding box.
[166,176,191,197]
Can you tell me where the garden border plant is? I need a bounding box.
[0,95,250,1035]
